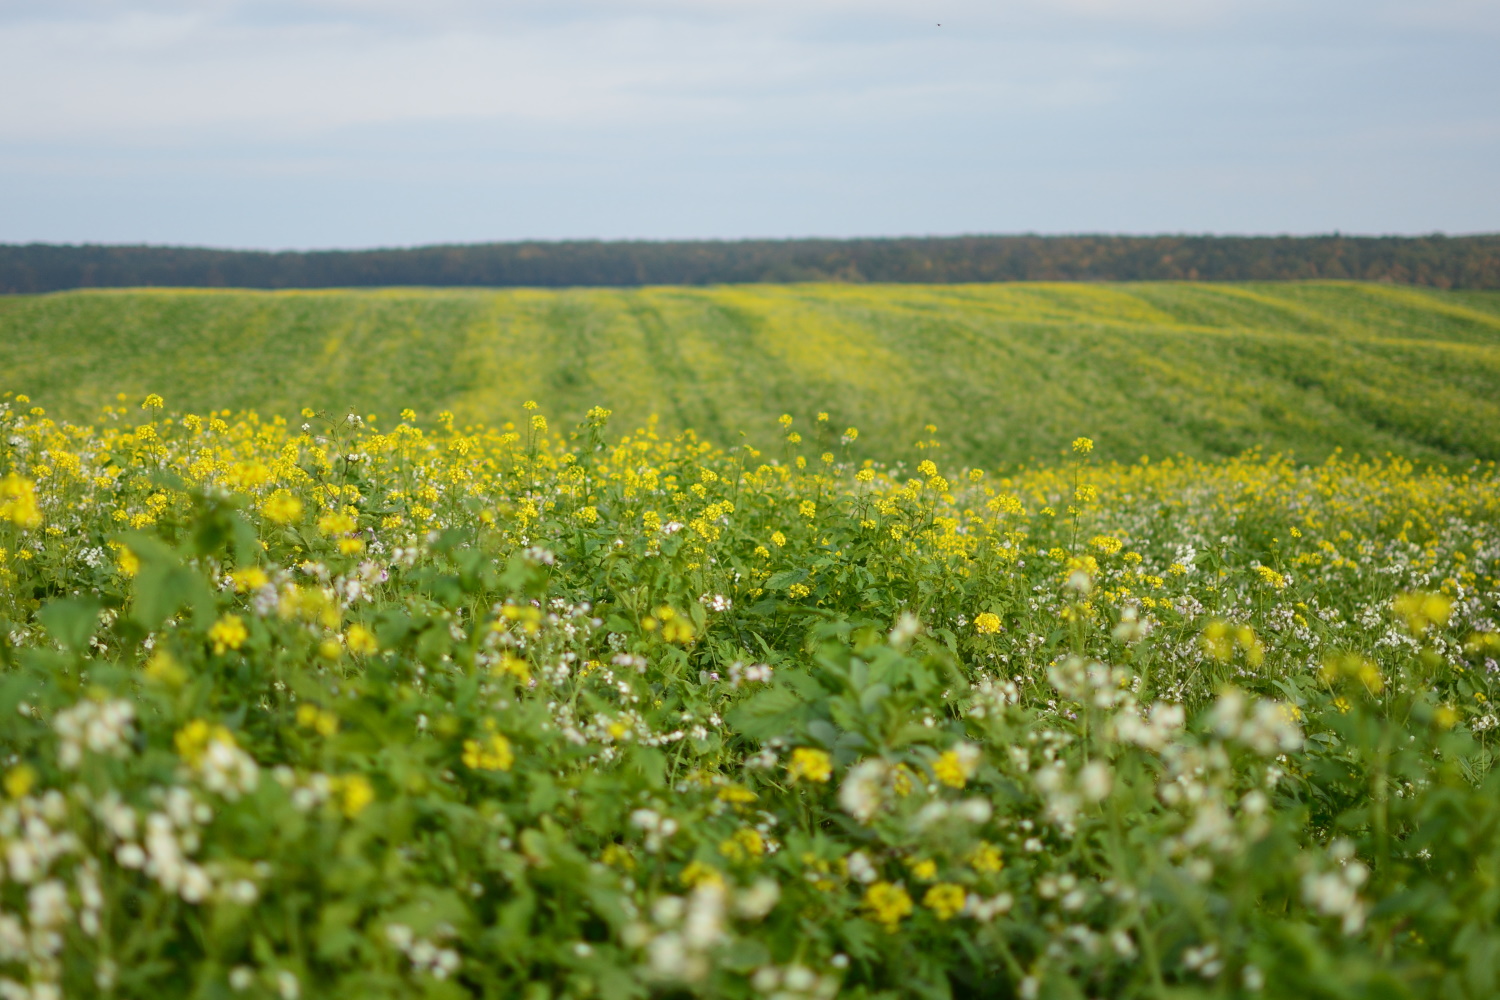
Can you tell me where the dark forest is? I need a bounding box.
[3,233,1498,293]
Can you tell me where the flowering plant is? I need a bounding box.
[0,393,1498,998]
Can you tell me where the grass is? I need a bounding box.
[2,281,1499,465]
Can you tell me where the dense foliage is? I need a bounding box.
[3,234,1500,294]
[4,282,1500,467]
[2,393,1500,999]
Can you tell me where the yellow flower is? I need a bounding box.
[334,774,374,817]
[115,545,141,577]
[230,566,269,591]
[1072,437,1094,455]
[655,606,695,644]
[4,764,37,800]
[262,492,304,525]
[969,842,1004,874]
[933,744,979,789]
[1089,535,1123,556]
[318,511,357,535]
[490,653,531,684]
[719,828,766,862]
[601,843,636,871]
[345,624,379,655]
[1394,591,1452,636]
[799,500,817,519]
[923,883,966,920]
[787,747,833,783]
[1255,565,1288,589]
[0,474,42,529]
[296,703,340,736]
[680,860,724,887]
[770,531,787,547]
[208,615,248,654]
[175,719,236,764]
[909,858,937,881]
[974,612,1002,635]
[863,881,913,932]
[462,733,514,772]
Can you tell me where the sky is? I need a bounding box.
[1,0,1497,250]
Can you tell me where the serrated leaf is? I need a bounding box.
[725,686,806,740]
[764,568,809,591]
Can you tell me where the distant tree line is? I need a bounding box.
[2,234,1498,293]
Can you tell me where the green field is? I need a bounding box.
[3,281,1499,464]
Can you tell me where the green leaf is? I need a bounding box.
[726,686,806,740]
[765,568,809,591]
[38,596,102,653]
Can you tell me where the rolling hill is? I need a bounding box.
[2,281,1498,466]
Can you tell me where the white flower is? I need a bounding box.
[838,759,886,823]
[734,878,781,919]
[27,880,71,930]
[683,881,725,949]
[1078,762,1113,803]
[844,851,877,884]
[889,612,920,648]
[54,698,136,768]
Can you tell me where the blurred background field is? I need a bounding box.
[2,280,1498,466]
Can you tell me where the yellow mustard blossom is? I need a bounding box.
[601,844,636,870]
[653,606,694,643]
[462,733,515,772]
[4,764,37,800]
[208,615,248,654]
[719,828,766,862]
[333,774,374,817]
[909,858,937,881]
[923,883,966,920]
[974,612,1002,635]
[230,566,269,591]
[296,703,340,737]
[262,492,304,525]
[787,747,833,783]
[345,624,379,655]
[933,743,979,789]
[863,882,913,932]
[0,474,41,529]
[1394,591,1452,636]
[175,719,236,764]
[969,842,1004,874]
[680,860,724,888]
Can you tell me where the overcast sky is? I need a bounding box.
[1,0,1497,249]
